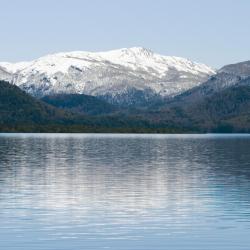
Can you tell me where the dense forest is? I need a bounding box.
[1,79,250,133]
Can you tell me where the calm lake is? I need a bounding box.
[0,134,250,250]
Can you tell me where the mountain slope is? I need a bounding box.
[136,61,250,132]
[0,80,73,125]
[0,47,215,106]
[219,60,250,76]
[42,94,118,115]
[184,84,250,132]
[142,78,250,132]
[168,60,250,106]
[0,80,185,133]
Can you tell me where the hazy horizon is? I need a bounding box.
[1,0,250,68]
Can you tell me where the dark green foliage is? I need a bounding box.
[0,81,185,133]
[42,94,117,115]
[1,80,250,133]
[150,85,250,132]
[0,81,74,125]
[186,85,250,131]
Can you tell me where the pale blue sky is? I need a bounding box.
[1,0,250,68]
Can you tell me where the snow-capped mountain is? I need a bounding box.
[0,47,215,106]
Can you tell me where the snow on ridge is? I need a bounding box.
[0,61,31,74]
[0,47,216,100]
[0,47,215,77]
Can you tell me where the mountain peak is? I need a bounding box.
[120,47,154,57]
[95,47,155,61]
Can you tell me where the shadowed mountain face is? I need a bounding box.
[0,80,181,133]
[42,94,118,115]
[0,81,71,125]
[181,85,250,132]
[170,61,250,106]
[127,87,247,133]
[135,61,250,132]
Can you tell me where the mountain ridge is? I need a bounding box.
[0,47,215,106]
[165,60,250,107]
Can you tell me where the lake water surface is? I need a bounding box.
[0,134,250,250]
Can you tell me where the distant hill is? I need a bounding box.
[168,61,250,107]
[0,80,72,125]
[145,82,250,133]
[178,84,250,132]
